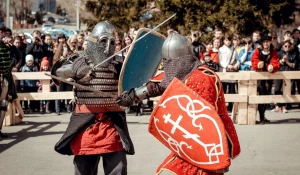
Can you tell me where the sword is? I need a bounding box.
[93,13,176,69]
[44,73,117,98]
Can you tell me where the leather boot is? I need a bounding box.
[0,131,8,138]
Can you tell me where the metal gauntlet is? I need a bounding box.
[134,84,150,101]
[56,64,75,79]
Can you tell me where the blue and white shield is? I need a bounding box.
[118,28,166,94]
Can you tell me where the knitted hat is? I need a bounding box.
[25,54,34,62]
[40,57,50,71]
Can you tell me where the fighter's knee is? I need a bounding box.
[0,99,8,111]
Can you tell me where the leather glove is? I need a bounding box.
[116,88,137,107]
[267,65,274,73]
[257,61,264,69]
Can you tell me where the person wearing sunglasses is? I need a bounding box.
[25,30,46,68]
[272,40,299,113]
[238,37,254,71]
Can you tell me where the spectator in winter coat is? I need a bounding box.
[36,57,54,114]
[25,30,45,67]
[5,36,22,72]
[238,37,255,71]
[272,40,300,113]
[202,52,218,72]
[43,34,54,68]
[19,54,39,113]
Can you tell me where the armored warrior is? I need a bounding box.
[0,27,19,138]
[117,33,240,175]
[51,21,134,175]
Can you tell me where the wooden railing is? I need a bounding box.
[5,71,300,125]
[14,72,73,100]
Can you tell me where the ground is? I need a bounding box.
[0,109,300,175]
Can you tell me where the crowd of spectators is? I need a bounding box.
[2,24,300,116]
[172,26,300,115]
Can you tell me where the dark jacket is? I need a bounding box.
[10,46,22,70]
[204,60,219,72]
[19,64,38,87]
[191,41,205,59]
[25,43,46,66]
[278,48,299,71]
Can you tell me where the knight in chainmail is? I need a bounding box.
[116,33,241,175]
[51,21,134,175]
[0,27,19,138]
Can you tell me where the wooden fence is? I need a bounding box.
[4,71,300,126]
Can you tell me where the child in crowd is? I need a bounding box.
[20,54,38,113]
[36,57,53,114]
[202,52,219,72]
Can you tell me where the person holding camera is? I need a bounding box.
[25,30,46,68]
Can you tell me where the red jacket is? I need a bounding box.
[210,50,219,63]
[251,48,280,73]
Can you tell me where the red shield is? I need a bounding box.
[148,78,230,170]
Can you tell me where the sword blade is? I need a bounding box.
[44,73,116,98]
[93,13,176,69]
